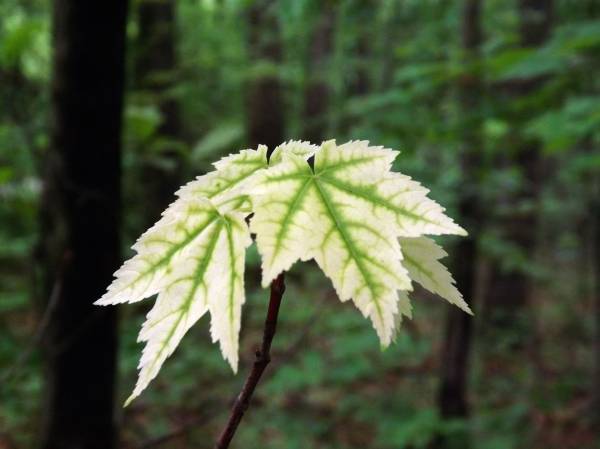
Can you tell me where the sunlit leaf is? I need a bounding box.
[251,140,465,345]
[125,209,250,405]
[399,236,472,314]
[97,139,468,403]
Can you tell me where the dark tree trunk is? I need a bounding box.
[482,0,553,334]
[591,175,600,426]
[245,0,285,151]
[435,2,482,447]
[302,3,335,144]
[38,1,127,448]
[136,0,181,225]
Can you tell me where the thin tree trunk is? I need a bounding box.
[591,174,600,426]
[435,2,483,447]
[38,1,127,448]
[245,0,285,151]
[302,3,335,144]
[136,0,181,224]
[482,0,553,335]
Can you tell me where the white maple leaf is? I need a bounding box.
[399,236,472,314]
[96,198,222,306]
[126,209,250,405]
[392,291,413,341]
[96,139,470,404]
[269,140,320,164]
[250,140,465,345]
[96,161,261,403]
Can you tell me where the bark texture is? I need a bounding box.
[592,175,600,425]
[436,2,482,447]
[38,1,127,448]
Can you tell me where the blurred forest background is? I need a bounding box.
[1,0,599,448]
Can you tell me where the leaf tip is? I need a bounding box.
[463,304,475,316]
[379,339,392,352]
[456,225,469,236]
[123,394,136,408]
[94,294,116,306]
[320,139,337,151]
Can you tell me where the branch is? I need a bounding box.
[214,273,286,449]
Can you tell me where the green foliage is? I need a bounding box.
[1,0,599,447]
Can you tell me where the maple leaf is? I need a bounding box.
[399,236,472,314]
[97,139,469,404]
[250,140,465,345]
[96,142,315,403]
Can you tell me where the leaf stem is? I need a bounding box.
[214,273,286,449]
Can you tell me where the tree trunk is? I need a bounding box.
[435,2,482,447]
[591,175,600,426]
[482,0,553,335]
[38,1,127,448]
[245,0,285,152]
[302,3,335,144]
[136,0,181,225]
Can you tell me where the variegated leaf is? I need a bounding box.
[124,208,251,405]
[97,139,469,405]
[313,141,467,238]
[177,145,269,213]
[97,146,269,307]
[250,140,467,345]
[249,153,317,286]
[96,198,221,306]
[392,291,413,341]
[399,236,472,314]
[269,140,320,164]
